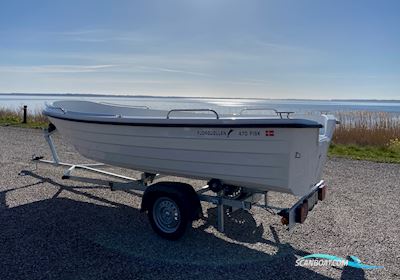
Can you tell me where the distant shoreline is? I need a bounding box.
[0,93,399,103]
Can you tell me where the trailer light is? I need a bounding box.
[318,185,327,201]
[296,200,309,224]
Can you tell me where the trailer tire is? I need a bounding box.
[148,193,190,240]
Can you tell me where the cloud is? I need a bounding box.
[135,66,212,77]
[0,64,117,73]
[59,29,153,44]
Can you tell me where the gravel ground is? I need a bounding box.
[0,126,399,280]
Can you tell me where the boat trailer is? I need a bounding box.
[30,126,328,240]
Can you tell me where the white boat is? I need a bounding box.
[43,100,336,197]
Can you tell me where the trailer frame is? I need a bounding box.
[30,126,327,239]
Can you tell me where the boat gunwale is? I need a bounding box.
[44,112,323,128]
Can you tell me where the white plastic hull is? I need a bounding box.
[48,116,328,196]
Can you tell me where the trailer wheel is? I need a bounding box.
[148,194,189,240]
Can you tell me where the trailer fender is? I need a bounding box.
[141,182,202,221]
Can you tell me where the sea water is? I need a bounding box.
[1,94,400,115]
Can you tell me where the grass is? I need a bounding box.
[329,111,400,163]
[329,143,400,163]
[0,106,48,128]
[332,111,400,146]
[1,106,400,163]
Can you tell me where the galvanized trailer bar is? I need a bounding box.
[32,126,327,236]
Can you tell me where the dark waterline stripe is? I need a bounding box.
[45,113,323,128]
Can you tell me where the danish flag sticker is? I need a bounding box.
[265,130,275,136]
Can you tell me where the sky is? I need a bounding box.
[0,0,399,99]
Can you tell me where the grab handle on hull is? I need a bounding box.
[167,109,220,119]
[277,111,295,119]
[240,107,278,115]
[239,108,294,119]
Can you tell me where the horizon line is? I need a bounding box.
[1,92,400,102]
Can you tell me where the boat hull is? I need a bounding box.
[48,116,327,196]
